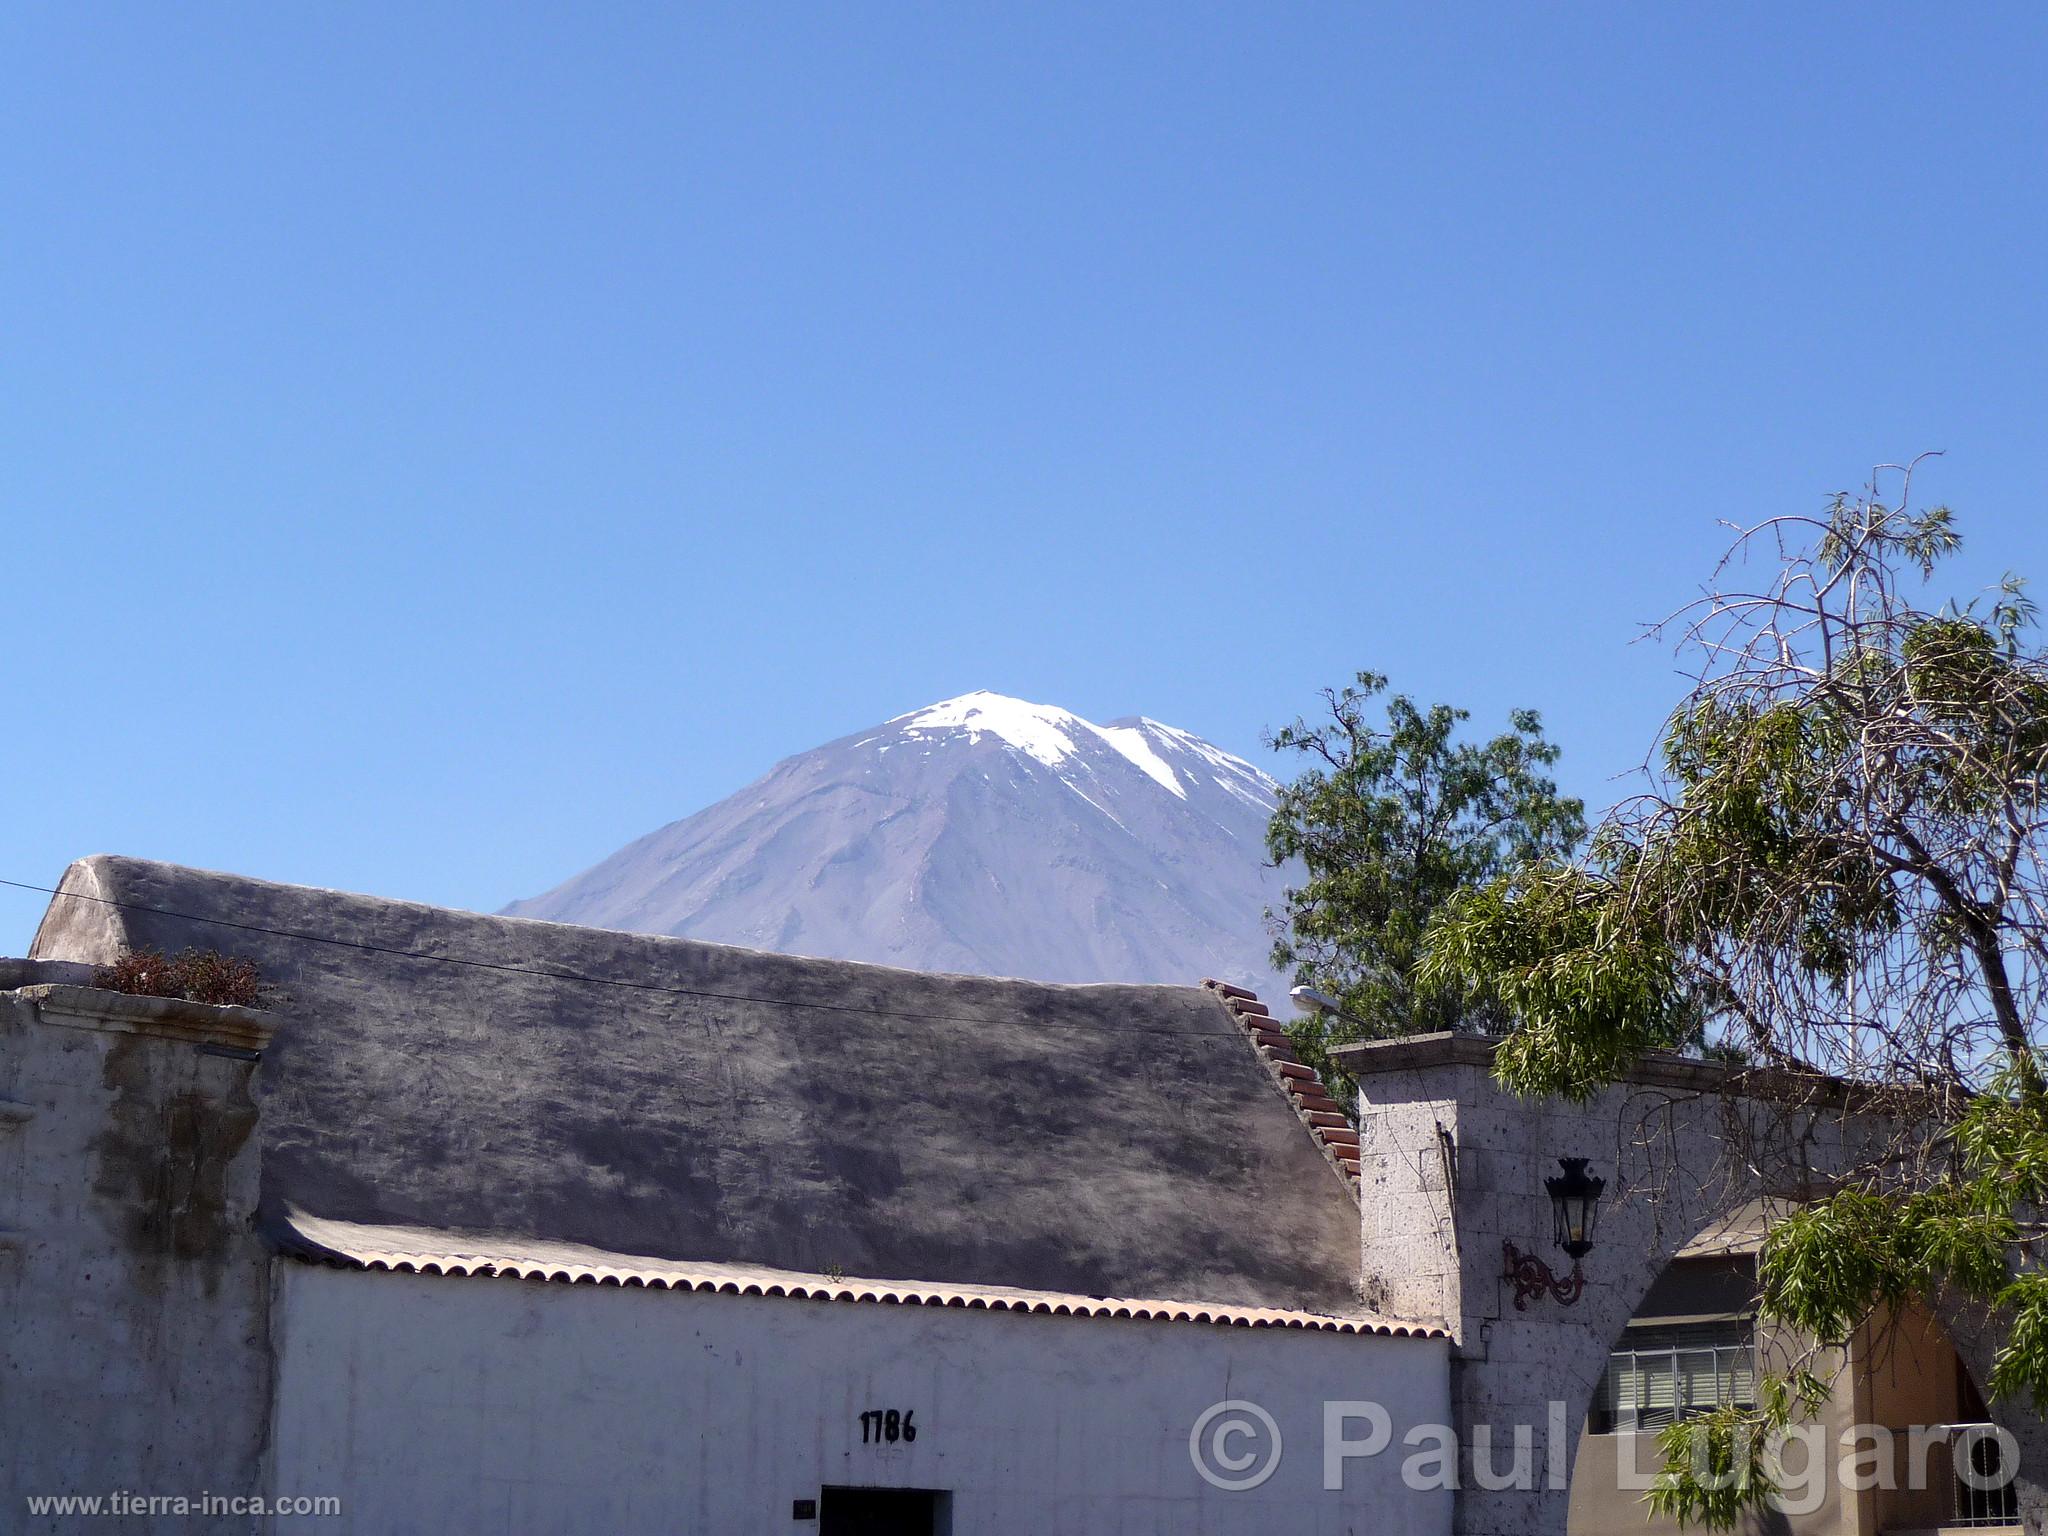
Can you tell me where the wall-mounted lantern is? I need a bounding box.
[1548,1156,1604,1259]
[1503,1157,1605,1308]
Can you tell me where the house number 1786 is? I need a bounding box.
[859,1408,917,1444]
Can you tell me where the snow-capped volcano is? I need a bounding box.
[502,691,1295,1003]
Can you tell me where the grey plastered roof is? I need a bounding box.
[31,856,1365,1315]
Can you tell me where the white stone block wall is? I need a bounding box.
[1345,1033,2048,1536]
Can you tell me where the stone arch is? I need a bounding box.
[1336,1032,2045,1536]
[1563,1230,1776,1536]
[1937,1298,2048,1536]
[1563,1220,2018,1536]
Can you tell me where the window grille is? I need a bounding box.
[1949,1424,2019,1528]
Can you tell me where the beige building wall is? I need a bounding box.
[1860,1302,1977,1535]
[1567,1261,1995,1536]
[1567,1328,1858,1536]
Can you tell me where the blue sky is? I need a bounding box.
[5,5,2045,949]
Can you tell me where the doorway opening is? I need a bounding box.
[818,1485,952,1536]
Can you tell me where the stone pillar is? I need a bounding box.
[0,970,277,1534]
[1337,1033,1858,1536]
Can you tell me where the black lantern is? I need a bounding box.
[1505,1157,1606,1308]
[1546,1157,1604,1260]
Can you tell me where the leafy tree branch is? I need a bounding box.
[1266,672,1585,1099]
[1422,460,2048,1525]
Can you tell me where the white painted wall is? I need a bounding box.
[1,991,274,1536]
[270,1264,1451,1536]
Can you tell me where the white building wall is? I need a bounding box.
[270,1264,1452,1536]
[0,986,275,1536]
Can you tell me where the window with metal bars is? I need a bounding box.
[1587,1319,1756,1434]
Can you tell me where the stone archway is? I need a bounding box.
[1940,1301,2048,1536]
[1335,1032,2048,1536]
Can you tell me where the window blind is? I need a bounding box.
[1589,1320,1756,1434]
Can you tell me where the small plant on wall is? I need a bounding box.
[94,947,262,1007]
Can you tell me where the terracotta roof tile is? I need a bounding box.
[1201,980,1362,1195]
[276,1211,1442,1339]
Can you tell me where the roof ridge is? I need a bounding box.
[35,854,1223,1007]
[1200,980,1361,1198]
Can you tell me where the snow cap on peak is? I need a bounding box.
[893,690,1080,732]
[887,691,1282,803]
[892,691,1085,760]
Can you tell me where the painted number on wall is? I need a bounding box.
[858,1408,917,1445]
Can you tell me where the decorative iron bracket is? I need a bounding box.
[1504,1240,1585,1308]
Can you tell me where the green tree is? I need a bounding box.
[1265,673,1586,1099]
[1423,462,2048,1526]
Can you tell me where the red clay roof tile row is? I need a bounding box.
[276,1213,1442,1338]
[1200,980,1363,1192]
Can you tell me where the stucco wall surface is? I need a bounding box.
[270,1264,1453,1536]
[0,987,274,1536]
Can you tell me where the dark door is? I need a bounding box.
[818,1487,942,1536]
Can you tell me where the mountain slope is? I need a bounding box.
[502,691,1295,1003]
